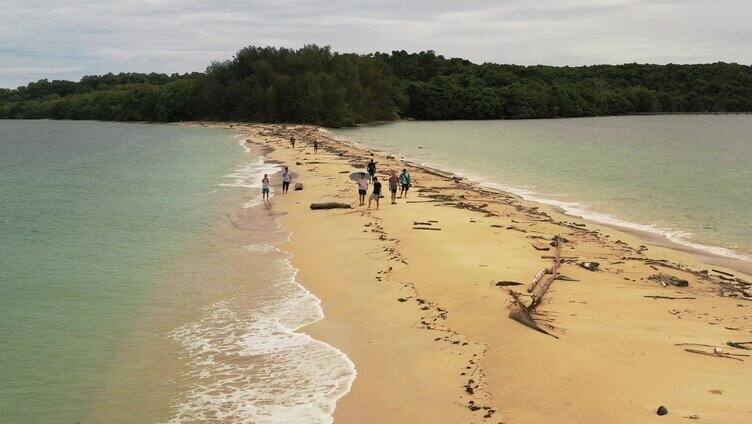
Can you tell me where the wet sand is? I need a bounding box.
[195,122,752,423]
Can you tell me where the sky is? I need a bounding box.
[2,0,751,88]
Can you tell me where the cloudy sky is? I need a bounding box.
[2,0,751,88]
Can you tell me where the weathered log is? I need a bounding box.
[310,202,352,210]
[684,348,743,361]
[496,281,523,287]
[412,227,442,231]
[727,341,752,350]
[528,268,550,293]
[712,269,734,277]
[644,295,695,300]
[529,243,562,309]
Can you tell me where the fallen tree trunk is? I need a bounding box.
[644,295,695,300]
[508,240,563,338]
[310,202,352,210]
[527,268,550,293]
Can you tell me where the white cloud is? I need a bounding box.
[1,0,750,88]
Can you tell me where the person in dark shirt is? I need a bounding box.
[399,168,411,198]
[367,159,377,178]
[313,139,318,153]
[368,176,382,210]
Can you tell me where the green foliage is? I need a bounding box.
[2,46,752,126]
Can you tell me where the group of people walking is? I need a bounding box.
[261,166,292,203]
[357,159,411,210]
[262,139,412,210]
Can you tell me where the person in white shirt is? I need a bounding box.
[357,172,369,206]
[261,174,271,202]
[282,167,292,194]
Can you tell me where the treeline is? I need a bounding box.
[2,45,751,126]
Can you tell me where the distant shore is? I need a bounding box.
[193,121,752,423]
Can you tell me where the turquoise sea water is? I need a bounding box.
[334,115,752,260]
[1,120,355,424]
[0,120,241,422]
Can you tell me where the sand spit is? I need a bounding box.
[189,122,752,424]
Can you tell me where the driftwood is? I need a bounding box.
[309,202,352,210]
[508,239,562,338]
[529,244,562,309]
[527,268,550,293]
[644,295,695,300]
[727,341,752,350]
[713,269,734,277]
[684,348,745,361]
[496,281,523,287]
[555,274,579,282]
[508,303,558,338]
[412,227,442,231]
[531,242,551,251]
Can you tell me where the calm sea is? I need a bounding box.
[0,120,354,423]
[334,115,752,260]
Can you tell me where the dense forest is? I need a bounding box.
[2,45,751,127]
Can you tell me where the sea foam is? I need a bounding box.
[167,247,356,423]
[166,146,355,423]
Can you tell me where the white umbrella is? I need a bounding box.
[349,171,370,182]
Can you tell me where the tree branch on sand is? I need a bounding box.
[506,237,563,338]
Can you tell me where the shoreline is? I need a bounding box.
[193,121,752,423]
[318,127,752,275]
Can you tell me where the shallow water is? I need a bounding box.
[0,120,354,423]
[334,115,752,260]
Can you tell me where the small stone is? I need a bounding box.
[579,261,600,271]
[657,405,668,416]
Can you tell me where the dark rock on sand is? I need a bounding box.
[294,182,304,191]
[657,405,669,415]
[649,273,689,287]
[579,261,600,271]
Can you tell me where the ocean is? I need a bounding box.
[0,120,354,423]
[333,115,752,261]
